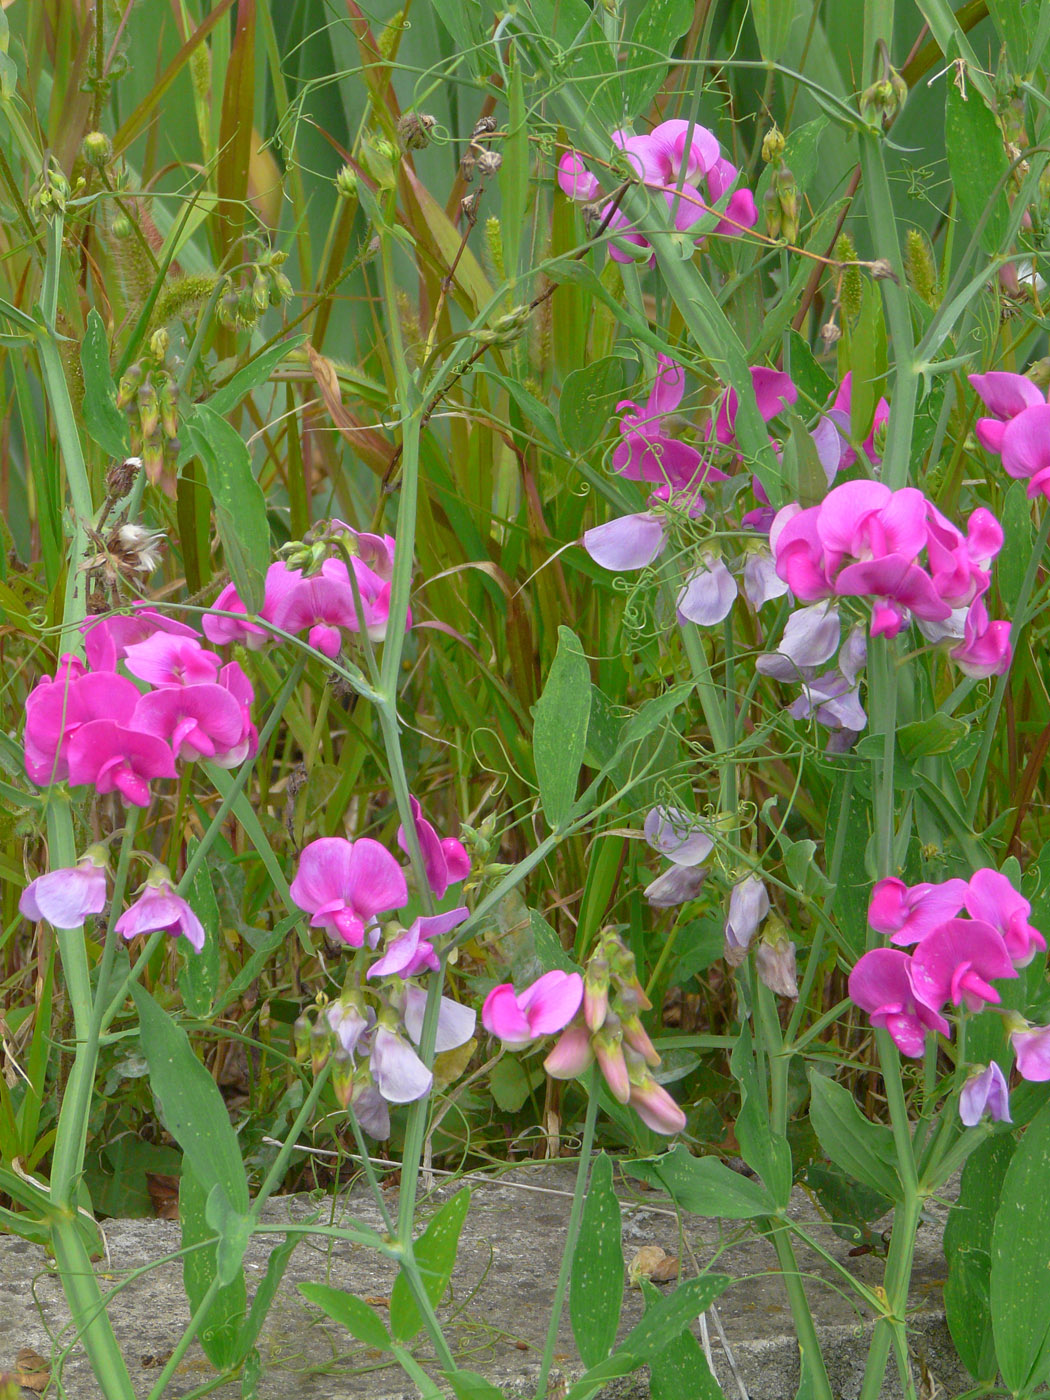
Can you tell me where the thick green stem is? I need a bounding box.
[48,1217,138,1400]
[533,1066,602,1400]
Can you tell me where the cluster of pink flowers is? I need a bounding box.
[770,480,1012,677]
[482,933,686,1135]
[970,371,1050,500]
[25,609,258,807]
[288,802,473,1136]
[558,118,757,265]
[21,848,206,951]
[205,523,408,656]
[849,870,1049,1125]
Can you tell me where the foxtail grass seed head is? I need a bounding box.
[905,228,939,306]
[835,233,862,320]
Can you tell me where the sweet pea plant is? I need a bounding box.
[5,2,1050,1399]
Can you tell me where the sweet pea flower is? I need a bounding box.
[724,876,770,965]
[122,633,221,687]
[20,849,108,929]
[908,919,1017,1013]
[202,561,303,649]
[644,807,714,866]
[482,970,584,1050]
[613,356,708,490]
[959,1063,1011,1127]
[949,597,1012,679]
[397,797,470,899]
[1008,1018,1050,1081]
[130,683,249,765]
[968,373,1050,499]
[66,720,177,807]
[743,547,789,608]
[969,371,1049,456]
[677,553,738,626]
[115,872,206,952]
[399,983,477,1053]
[644,864,707,907]
[964,868,1046,966]
[367,908,469,980]
[369,1024,434,1103]
[290,837,409,946]
[326,999,374,1056]
[626,1048,688,1135]
[821,372,889,471]
[868,876,969,946]
[848,948,951,1056]
[583,510,670,572]
[83,608,199,671]
[24,669,141,786]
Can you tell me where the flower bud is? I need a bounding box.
[137,380,160,441]
[82,130,113,169]
[310,1021,330,1075]
[761,126,786,165]
[594,1017,630,1104]
[106,455,143,499]
[293,1015,312,1062]
[117,361,145,410]
[331,1048,355,1109]
[336,163,358,199]
[755,921,799,999]
[583,955,610,1032]
[149,327,169,361]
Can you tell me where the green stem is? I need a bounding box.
[765,1221,835,1400]
[533,1067,602,1400]
[249,1063,331,1220]
[48,1216,138,1400]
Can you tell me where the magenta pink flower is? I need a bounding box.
[202,561,302,649]
[949,598,1012,678]
[270,572,358,657]
[83,608,198,671]
[868,876,969,946]
[20,849,108,929]
[969,372,1050,499]
[130,683,248,766]
[908,919,1017,1013]
[823,372,889,471]
[848,948,950,1056]
[290,836,409,946]
[964,868,1046,966]
[122,632,221,688]
[396,797,470,899]
[483,970,584,1050]
[627,1057,687,1135]
[24,669,140,786]
[612,356,715,492]
[712,366,797,449]
[66,719,176,807]
[115,874,205,952]
[969,371,1048,454]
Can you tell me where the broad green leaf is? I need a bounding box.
[184,405,270,614]
[570,1153,624,1368]
[616,1274,730,1361]
[624,0,694,115]
[642,1280,722,1400]
[529,908,581,974]
[897,714,969,759]
[206,335,308,418]
[234,1230,301,1364]
[751,0,795,63]
[486,370,562,449]
[787,329,834,413]
[180,1162,247,1369]
[426,0,485,70]
[945,62,1011,257]
[533,626,591,829]
[298,1282,393,1351]
[987,0,1030,76]
[625,1145,774,1219]
[731,1024,793,1207]
[998,479,1034,612]
[177,841,221,1018]
[488,1055,534,1113]
[584,684,623,770]
[845,281,886,448]
[564,1351,641,1400]
[802,1162,891,1250]
[389,1188,471,1342]
[442,1370,505,1400]
[945,1135,1014,1382]
[80,310,128,459]
[560,356,624,455]
[807,1070,902,1201]
[206,1183,253,1287]
[132,982,249,1213]
[991,1100,1050,1393]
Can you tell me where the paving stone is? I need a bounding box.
[0,1164,970,1398]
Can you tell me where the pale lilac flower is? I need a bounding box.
[724,877,770,964]
[756,935,798,999]
[399,983,477,1052]
[771,602,841,670]
[20,849,108,929]
[116,874,206,952]
[848,948,950,1056]
[677,553,737,626]
[743,548,789,608]
[367,908,468,980]
[959,1063,1011,1126]
[482,970,584,1050]
[644,807,714,866]
[369,1025,433,1103]
[289,837,408,947]
[583,511,667,571]
[397,797,470,899]
[326,999,374,1055]
[644,864,706,907]
[1009,1020,1050,1081]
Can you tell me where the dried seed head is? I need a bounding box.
[397,112,436,151]
[475,149,503,179]
[106,455,143,499]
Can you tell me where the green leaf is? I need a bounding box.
[177,842,221,1018]
[998,479,1035,612]
[987,0,1030,78]
[897,714,969,759]
[389,1188,471,1342]
[623,0,694,115]
[486,370,563,449]
[807,1070,902,1201]
[442,1370,505,1400]
[570,1153,624,1368]
[206,1183,253,1287]
[991,1099,1050,1393]
[617,1274,730,1361]
[625,1145,774,1219]
[731,1024,793,1207]
[298,1282,393,1351]
[945,61,1011,257]
[180,1162,247,1369]
[206,336,307,418]
[751,0,795,62]
[529,907,580,974]
[786,329,834,412]
[184,404,270,613]
[560,356,624,455]
[489,1055,534,1113]
[642,1280,722,1400]
[234,1230,301,1365]
[846,281,886,447]
[802,1161,891,1250]
[132,983,249,1212]
[533,626,591,829]
[945,1135,1014,1382]
[564,1351,641,1400]
[80,310,129,459]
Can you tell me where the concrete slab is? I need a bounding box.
[0,1164,970,1398]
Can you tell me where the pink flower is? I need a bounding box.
[969,371,1048,455]
[1010,1020,1050,1081]
[83,608,198,671]
[964,868,1046,966]
[949,597,1012,678]
[612,356,711,491]
[66,720,176,807]
[367,907,468,980]
[908,919,1017,1013]
[868,877,969,946]
[202,561,303,649]
[627,1057,687,1135]
[289,837,408,946]
[396,797,470,899]
[24,669,141,786]
[131,683,249,765]
[482,970,584,1050]
[20,849,108,929]
[848,948,950,1056]
[823,373,889,471]
[115,874,206,952]
[959,1063,1011,1126]
[123,633,221,687]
